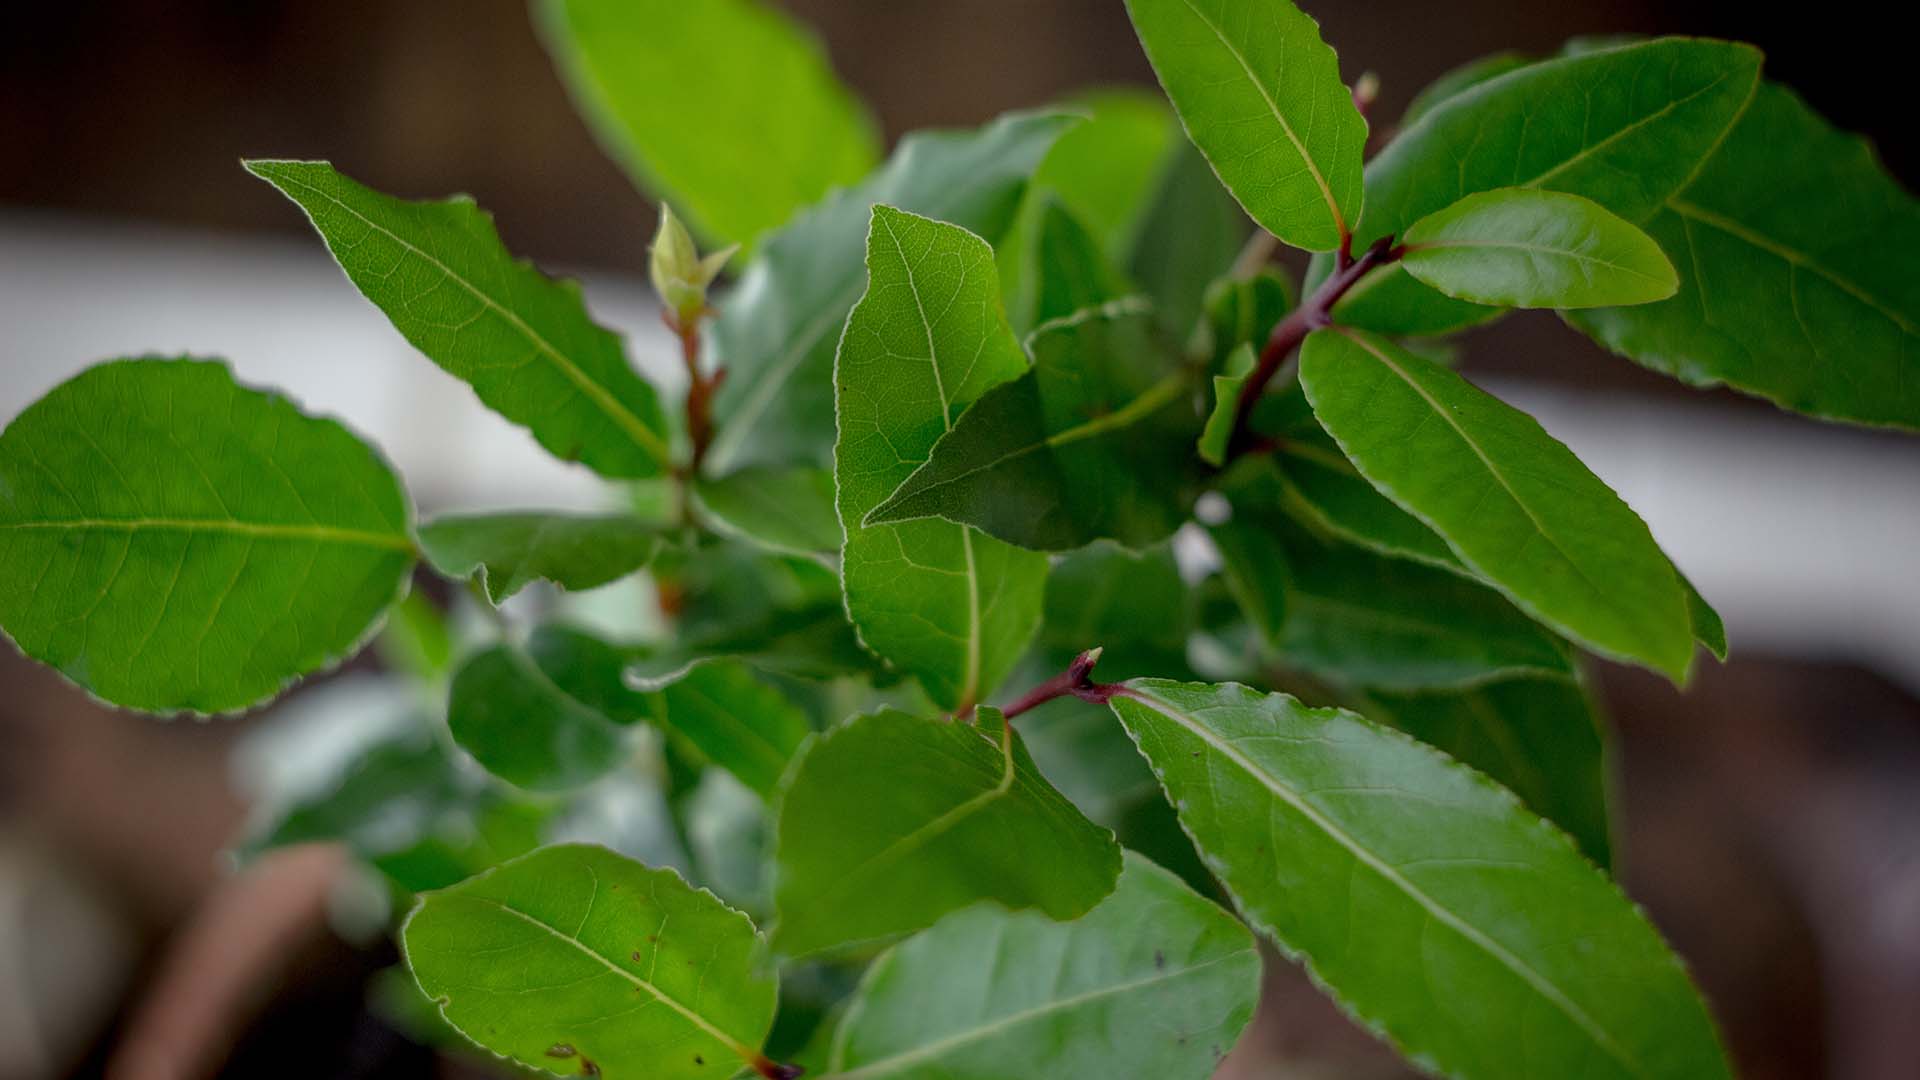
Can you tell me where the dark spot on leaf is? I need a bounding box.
[631,951,643,962]
[580,1056,600,1078]
[648,934,659,942]
[693,1055,705,1065]
[1153,949,1165,970]
[547,1043,576,1059]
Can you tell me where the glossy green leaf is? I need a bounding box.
[1326,38,1762,334]
[1198,342,1255,466]
[1399,51,1530,128]
[404,843,783,1080]
[1566,82,1920,429]
[0,357,413,714]
[1366,675,1613,866]
[1299,329,1693,681]
[695,465,841,555]
[708,111,1073,473]
[771,707,1120,959]
[819,852,1258,1079]
[834,206,1047,709]
[1030,89,1179,252]
[646,659,812,799]
[539,0,878,248]
[418,513,661,604]
[1401,188,1678,308]
[449,626,645,792]
[866,299,1200,552]
[1110,679,1731,1080]
[1008,194,1135,333]
[1037,542,1193,679]
[626,597,884,689]
[249,160,672,478]
[1121,136,1250,338]
[1123,0,1365,251]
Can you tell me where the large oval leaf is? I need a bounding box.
[818,852,1258,1079]
[1326,38,1761,334]
[770,707,1120,959]
[0,357,413,714]
[1299,329,1692,682]
[1109,679,1731,1080]
[833,206,1047,709]
[248,160,672,479]
[538,0,878,248]
[1566,82,1920,429]
[1401,188,1677,309]
[708,112,1073,473]
[404,843,785,1080]
[1122,0,1365,251]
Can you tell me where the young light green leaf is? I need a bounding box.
[449,626,646,792]
[1121,136,1250,338]
[1299,329,1693,682]
[538,0,879,248]
[646,659,812,799]
[0,357,413,714]
[403,843,784,1080]
[1199,343,1256,466]
[247,160,672,478]
[708,112,1074,473]
[834,206,1047,709]
[418,513,661,604]
[866,299,1201,552]
[1566,82,1920,429]
[771,707,1121,959]
[1399,51,1531,128]
[694,465,841,555]
[1110,679,1731,1080]
[1326,38,1762,334]
[1401,188,1678,309]
[820,852,1258,1080]
[1365,675,1613,867]
[1122,0,1366,251]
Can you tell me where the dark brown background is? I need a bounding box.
[3,3,1917,1079]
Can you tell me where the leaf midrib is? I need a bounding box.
[0,517,413,553]
[1120,685,1645,1076]
[259,163,671,469]
[826,948,1255,1079]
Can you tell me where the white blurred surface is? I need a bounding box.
[4,211,1919,686]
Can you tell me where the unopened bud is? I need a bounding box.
[649,204,736,326]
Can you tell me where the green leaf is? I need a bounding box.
[0,357,413,714]
[1365,675,1614,867]
[1680,572,1728,661]
[1401,188,1678,308]
[625,597,884,688]
[247,160,672,478]
[1199,268,1294,370]
[376,590,455,682]
[1210,513,1575,690]
[1007,194,1136,333]
[819,852,1258,1079]
[1121,136,1250,338]
[1399,51,1530,128]
[1030,89,1179,252]
[1122,0,1366,251]
[418,513,661,604]
[1109,679,1731,1080]
[646,659,812,799]
[866,299,1200,552]
[403,843,783,1080]
[834,206,1047,709]
[1198,343,1255,466]
[449,626,646,792]
[708,111,1074,473]
[1325,38,1762,335]
[1037,541,1194,680]
[1299,329,1693,682]
[771,707,1120,959]
[695,466,842,555]
[1565,82,1920,429]
[538,0,878,249]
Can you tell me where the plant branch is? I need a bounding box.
[668,307,724,474]
[1002,647,1128,720]
[1226,234,1400,459]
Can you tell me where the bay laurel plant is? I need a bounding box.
[2,0,1913,1077]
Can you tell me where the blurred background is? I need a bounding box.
[4,2,1918,1078]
